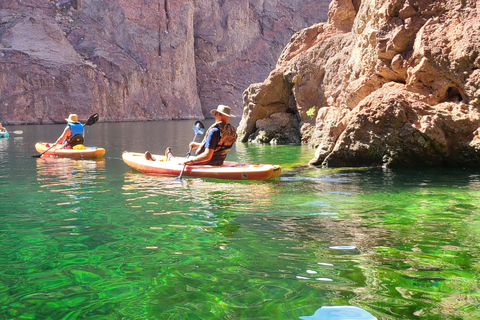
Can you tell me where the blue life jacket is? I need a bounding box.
[63,122,84,146]
[67,122,84,136]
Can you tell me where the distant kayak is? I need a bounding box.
[0,131,8,138]
[35,143,105,158]
[122,152,281,180]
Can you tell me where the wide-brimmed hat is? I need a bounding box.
[210,105,235,117]
[65,114,80,123]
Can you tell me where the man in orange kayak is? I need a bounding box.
[52,114,85,149]
[146,105,237,166]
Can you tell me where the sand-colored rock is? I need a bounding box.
[239,0,480,168]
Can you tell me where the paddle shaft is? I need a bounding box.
[32,144,56,158]
[177,133,200,180]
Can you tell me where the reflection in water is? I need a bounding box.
[122,171,278,207]
[122,172,280,238]
[35,157,107,236]
[36,157,106,191]
[0,139,7,162]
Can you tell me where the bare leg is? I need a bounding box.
[165,147,173,161]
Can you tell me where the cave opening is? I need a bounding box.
[444,86,464,103]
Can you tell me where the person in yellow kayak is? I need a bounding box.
[52,114,85,149]
[146,105,237,166]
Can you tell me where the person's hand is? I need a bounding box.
[179,159,193,166]
[189,142,200,149]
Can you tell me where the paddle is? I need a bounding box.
[84,113,99,126]
[32,113,99,158]
[12,130,23,134]
[175,120,205,180]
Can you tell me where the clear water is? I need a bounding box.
[1,120,480,319]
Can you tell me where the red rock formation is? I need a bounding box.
[238,0,480,168]
[0,0,330,124]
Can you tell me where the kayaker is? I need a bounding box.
[146,105,237,166]
[52,114,85,149]
[0,123,7,133]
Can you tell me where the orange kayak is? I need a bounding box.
[122,152,281,180]
[35,143,106,159]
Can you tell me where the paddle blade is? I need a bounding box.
[12,130,23,134]
[84,113,99,126]
[32,154,42,158]
[193,121,204,135]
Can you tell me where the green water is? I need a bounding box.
[1,120,480,319]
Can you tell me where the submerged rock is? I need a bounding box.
[238,0,480,168]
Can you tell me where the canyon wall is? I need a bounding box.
[238,0,480,168]
[0,0,330,124]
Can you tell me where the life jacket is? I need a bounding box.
[66,123,84,146]
[67,122,84,136]
[196,122,237,166]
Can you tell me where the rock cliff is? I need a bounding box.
[238,0,480,168]
[0,0,330,124]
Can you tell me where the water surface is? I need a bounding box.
[1,120,479,319]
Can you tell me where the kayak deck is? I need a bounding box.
[35,143,105,158]
[122,152,281,180]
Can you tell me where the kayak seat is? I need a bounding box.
[68,134,84,147]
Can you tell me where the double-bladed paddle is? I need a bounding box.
[32,113,99,158]
[175,120,205,180]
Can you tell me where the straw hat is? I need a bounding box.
[210,105,235,117]
[65,114,80,123]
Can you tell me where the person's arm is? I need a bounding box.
[53,126,71,147]
[183,148,214,165]
[180,127,220,165]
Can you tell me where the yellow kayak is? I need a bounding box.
[35,143,105,159]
